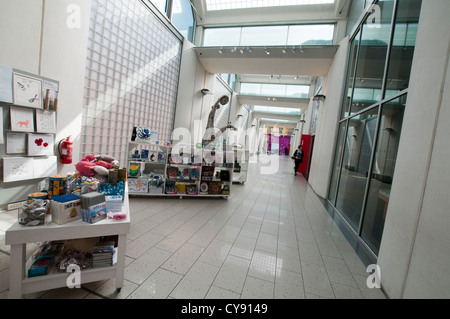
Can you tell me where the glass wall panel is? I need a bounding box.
[203,27,242,46]
[287,24,334,45]
[202,24,334,47]
[241,26,288,46]
[172,0,195,42]
[349,0,395,116]
[335,107,378,230]
[240,83,310,98]
[385,0,422,99]
[341,29,361,119]
[328,121,348,204]
[361,94,407,254]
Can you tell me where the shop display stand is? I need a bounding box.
[5,186,130,299]
[233,147,249,184]
[126,142,233,199]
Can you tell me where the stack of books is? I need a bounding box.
[92,241,116,268]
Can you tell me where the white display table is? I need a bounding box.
[5,189,130,299]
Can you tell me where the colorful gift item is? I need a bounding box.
[55,248,92,272]
[27,192,48,204]
[75,154,118,177]
[48,175,67,198]
[128,162,141,177]
[28,256,54,277]
[99,181,125,197]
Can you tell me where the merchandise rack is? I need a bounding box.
[5,186,130,298]
[126,141,234,199]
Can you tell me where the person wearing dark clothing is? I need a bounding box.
[292,145,304,176]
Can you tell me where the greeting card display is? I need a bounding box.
[36,109,56,133]
[3,157,34,183]
[6,132,26,154]
[27,133,54,156]
[13,72,43,108]
[10,106,34,132]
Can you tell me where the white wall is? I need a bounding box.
[377,0,450,299]
[308,36,350,198]
[0,0,90,205]
[174,39,244,147]
[174,39,216,145]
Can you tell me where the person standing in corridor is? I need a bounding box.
[292,145,304,176]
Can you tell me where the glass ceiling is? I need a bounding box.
[206,0,335,11]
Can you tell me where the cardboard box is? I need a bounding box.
[51,198,81,225]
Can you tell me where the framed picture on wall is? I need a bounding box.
[10,106,34,132]
[27,133,54,156]
[3,157,34,183]
[36,109,56,133]
[6,132,26,154]
[12,72,43,108]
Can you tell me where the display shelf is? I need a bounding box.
[126,141,233,198]
[233,148,249,184]
[5,185,130,298]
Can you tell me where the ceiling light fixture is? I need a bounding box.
[265,48,270,55]
[240,48,244,54]
[218,48,223,54]
[294,75,298,80]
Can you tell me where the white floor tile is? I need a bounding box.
[0,156,387,300]
[127,268,182,299]
[241,276,274,299]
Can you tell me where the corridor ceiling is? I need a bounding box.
[189,0,351,128]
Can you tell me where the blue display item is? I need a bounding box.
[141,149,149,159]
[131,150,140,158]
[28,256,54,277]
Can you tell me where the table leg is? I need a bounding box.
[9,243,25,299]
[115,234,126,290]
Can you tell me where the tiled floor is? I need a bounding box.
[0,155,386,299]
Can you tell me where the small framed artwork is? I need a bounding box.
[33,156,57,178]
[13,72,42,108]
[27,133,54,156]
[6,132,26,154]
[10,106,34,132]
[3,157,34,183]
[36,109,56,133]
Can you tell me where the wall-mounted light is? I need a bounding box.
[201,89,213,95]
[313,94,326,101]
[236,114,243,118]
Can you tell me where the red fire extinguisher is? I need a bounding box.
[59,136,73,164]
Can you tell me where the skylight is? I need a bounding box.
[206,0,335,11]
